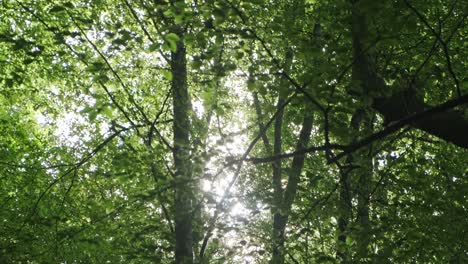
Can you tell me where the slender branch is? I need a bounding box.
[0,161,75,170]
[16,2,142,130]
[273,95,285,198]
[69,12,152,124]
[199,93,297,258]
[252,92,272,153]
[100,81,139,128]
[148,88,173,146]
[226,0,325,112]
[245,144,345,164]
[252,31,325,112]
[23,126,133,229]
[302,182,339,221]
[402,0,461,96]
[151,163,175,234]
[122,0,170,63]
[412,37,438,80]
[288,252,300,264]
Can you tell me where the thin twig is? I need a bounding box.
[402,0,461,96]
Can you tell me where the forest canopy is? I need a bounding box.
[0,0,467,263]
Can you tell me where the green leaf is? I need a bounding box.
[174,1,186,8]
[165,33,180,43]
[191,58,203,69]
[183,34,194,46]
[169,42,177,52]
[63,2,74,8]
[163,9,173,17]
[213,8,226,24]
[247,79,256,91]
[89,111,98,121]
[86,62,105,72]
[111,38,127,46]
[50,6,66,12]
[175,15,184,25]
[148,43,160,52]
[201,89,213,105]
[165,33,180,52]
[101,105,113,118]
[161,70,173,81]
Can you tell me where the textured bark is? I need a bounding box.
[282,113,314,215]
[350,2,377,247]
[171,28,193,264]
[255,93,314,264]
[336,110,374,263]
[271,213,288,264]
[271,95,285,264]
[337,168,352,263]
[373,94,468,148]
[356,162,371,259]
[336,4,373,262]
[351,113,373,260]
[271,109,314,264]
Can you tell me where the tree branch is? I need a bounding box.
[330,93,468,163]
[401,0,461,96]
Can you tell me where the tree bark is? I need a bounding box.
[373,93,468,148]
[271,95,286,264]
[271,109,314,264]
[171,27,193,264]
[351,112,373,260]
[337,167,352,263]
[254,92,315,264]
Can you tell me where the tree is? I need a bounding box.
[1,0,467,263]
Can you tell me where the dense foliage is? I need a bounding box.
[1,0,467,263]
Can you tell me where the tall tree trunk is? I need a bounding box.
[336,120,373,263]
[337,167,352,263]
[271,95,286,264]
[271,108,314,264]
[253,90,314,264]
[171,26,193,264]
[351,112,373,260]
[355,157,372,260]
[348,2,377,260]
